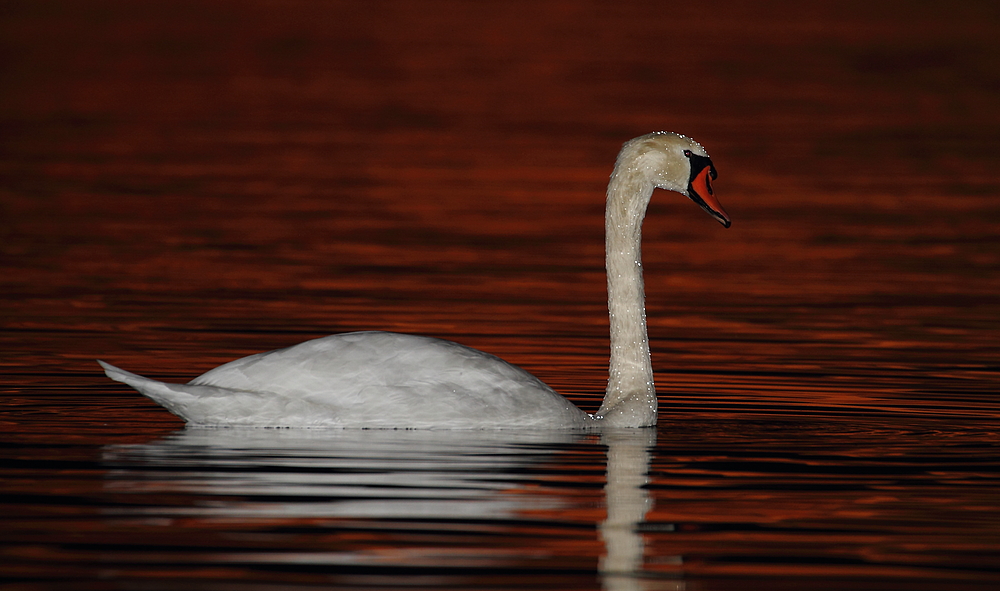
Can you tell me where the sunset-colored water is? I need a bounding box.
[2,1,999,589]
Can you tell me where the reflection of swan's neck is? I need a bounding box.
[599,429,655,579]
[598,161,657,427]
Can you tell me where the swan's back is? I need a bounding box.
[102,331,592,429]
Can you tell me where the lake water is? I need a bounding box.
[2,1,999,589]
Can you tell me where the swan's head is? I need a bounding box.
[618,132,731,228]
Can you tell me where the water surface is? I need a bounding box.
[2,1,999,589]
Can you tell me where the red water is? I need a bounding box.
[2,1,999,589]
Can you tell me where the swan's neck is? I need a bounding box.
[597,166,657,427]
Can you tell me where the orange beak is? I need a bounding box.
[688,164,730,228]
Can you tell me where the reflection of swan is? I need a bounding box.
[102,427,657,577]
[103,429,586,520]
[599,429,686,591]
[600,429,655,576]
[99,132,729,429]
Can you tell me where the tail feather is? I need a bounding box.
[98,360,160,391]
[97,360,304,427]
[98,360,204,421]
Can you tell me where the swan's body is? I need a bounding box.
[100,132,729,429]
[99,333,590,429]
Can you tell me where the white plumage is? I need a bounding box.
[100,132,729,429]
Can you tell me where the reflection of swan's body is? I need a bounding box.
[103,429,585,520]
[99,132,729,429]
[102,427,657,577]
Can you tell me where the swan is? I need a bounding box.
[99,132,730,429]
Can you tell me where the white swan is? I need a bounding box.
[99,132,730,429]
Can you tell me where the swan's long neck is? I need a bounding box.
[597,161,658,427]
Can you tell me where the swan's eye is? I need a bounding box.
[683,149,693,158]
